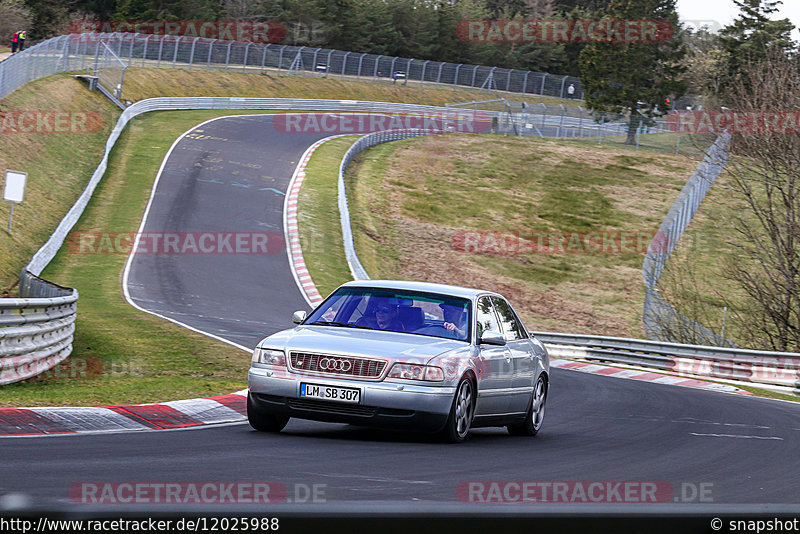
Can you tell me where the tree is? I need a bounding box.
[718,50,800,351]
[578,0,686,145]
[717,0,795,97]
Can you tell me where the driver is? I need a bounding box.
[360,297,404,332]
[441,304,467,339]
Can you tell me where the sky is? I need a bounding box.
[676,0,800,40]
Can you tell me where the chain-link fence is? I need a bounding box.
[93,42,128,106]
[642,133,733,346]
[0,32,583,101]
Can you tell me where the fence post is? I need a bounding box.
[522,71,529,94]
[313,48,321,76]
[207,39,216,70]
[373,54,382,81]
[454,64,461,90]
[242,42,251,72]
[405,58,412,85]
[277,45,286,74]
[172,35,181,68]
[325,49,333,78]
[189,37,198,68]
[559,75,567,99]
[356,52,366,80]
[506,69,512,92]
[420,60,429,87]
[142,34,150,68]
[390,56,397,82]
[341,51,350,79]
[156,35,165,68]
[436,62,443,87]
[540,73,547,95]
[224,41,233,72]
[261,44,268,73]
[128,34,136,66]
[470,65,479,88]
[578,107,583,138]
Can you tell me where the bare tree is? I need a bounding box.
[719,48,800,351]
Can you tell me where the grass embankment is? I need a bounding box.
[0,74,120,292]
[296,136,360,297]
[1,109,287,407]
[319,134,700,338]
[120,67,576,107]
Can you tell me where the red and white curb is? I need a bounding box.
[284,135,350,308]
[0,390,248,437]
[550,358,752,395]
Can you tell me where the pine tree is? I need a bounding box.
[578,0,686,144]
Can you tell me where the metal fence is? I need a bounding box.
[0,32,583,103]
[642,134,732,346]
[0,272,76,385]
[338,129,442,281]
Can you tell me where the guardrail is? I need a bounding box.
[338,129,442,280]
[534,331,800,395]
[0,272,77,385]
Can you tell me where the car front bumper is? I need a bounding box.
[248,367,456,433]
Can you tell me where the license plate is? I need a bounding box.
[300,383,361,404]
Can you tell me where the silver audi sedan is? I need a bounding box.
[247,280,549,442]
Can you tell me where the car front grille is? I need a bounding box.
[287,398,377,416]
[289,352,386,379]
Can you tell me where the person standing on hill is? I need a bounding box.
[11,31,18,53]
[17,30,26,51]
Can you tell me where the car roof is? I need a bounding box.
[339,279,497,300]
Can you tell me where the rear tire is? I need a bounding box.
[508,375,547,436]
[440,377,475,443]
[247,393,289,432]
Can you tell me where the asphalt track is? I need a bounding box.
[3,115,800,507]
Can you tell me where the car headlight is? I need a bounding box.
[252,348,286,367]
[387,363,444,382]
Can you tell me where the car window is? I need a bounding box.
[491,296,526,341]
[304,287,471,341]
[475,296,501,339]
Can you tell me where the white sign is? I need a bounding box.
[3,170,27,203]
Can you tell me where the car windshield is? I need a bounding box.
[304,287,471,342]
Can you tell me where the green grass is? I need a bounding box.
[120,67,578,107]
[0,74,121,292]
[296,136,359,297]
[337,134,698,337]
[0,109,286,407]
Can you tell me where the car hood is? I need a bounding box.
[259,325,467,363]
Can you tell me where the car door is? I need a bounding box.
[491,296,535,414]
[473,296,513,416]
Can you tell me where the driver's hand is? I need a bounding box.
[444,322,456,331]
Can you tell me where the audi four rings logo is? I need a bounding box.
[318,357,353,372]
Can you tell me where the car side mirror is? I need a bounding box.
[292,310,307,324]
[479,330,506,346]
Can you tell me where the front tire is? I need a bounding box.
[247,393,289,432]
[441,377,475,443]
[508,375,547,436]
